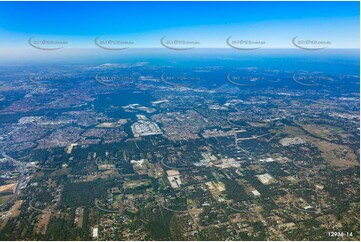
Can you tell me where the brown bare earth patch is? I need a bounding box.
[76,207,84,228]
[86,175,96,182]
[34,210,52,235]
[312,140,358,168]
[0,217,9,230]
[9,200,23,218]
[301,123,347,142]
[0,183,16,193]
[188,206,203,226]
[283,125,358,169]
[301,124,334,140]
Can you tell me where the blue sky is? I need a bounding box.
[0,1,359,48]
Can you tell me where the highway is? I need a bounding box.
[0,152,27,209]
[2,152,27,195]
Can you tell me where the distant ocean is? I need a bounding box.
[1,48,359,76]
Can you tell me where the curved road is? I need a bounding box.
[160,158,189,171]
[29,200,49,213]
[292,202,318,213]
[95,200,122,213]
[226,202,254,213]
[160,201,188,213]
